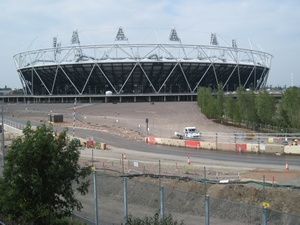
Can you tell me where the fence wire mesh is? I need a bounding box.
[73,171,300,225]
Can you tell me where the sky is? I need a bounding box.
[1,0,299,89]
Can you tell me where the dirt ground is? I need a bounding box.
[3,102,300,220]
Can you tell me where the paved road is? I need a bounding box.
[71,127,300,170]
[3,116,300,170]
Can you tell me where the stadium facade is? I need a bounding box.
[13,28,273,99]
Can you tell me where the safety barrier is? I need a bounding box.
[185,140,200,148]
[145,136,156,144]
[3,124,22,135]
[265,144,284,154]
[93,141,107,150]
[284,146,300,154]
[199,141,216,150]
[246,143,258,153]
[144,137,300,155]
[217,142,236,151]
[236,143,247,152]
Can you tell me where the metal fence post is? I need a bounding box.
[215,133,218,150]
[160,186,164,222]
[92,148,94,166]
[204,166,207,196]
[93,170,99,225]
[123,177,128,224]
[159,160,164,222]
[262,175,265,202]
[205,195,210,225]
[262,207,267,225]
[258,134,260,151]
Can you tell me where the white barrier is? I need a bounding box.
[284,146,300,154]
[4,124,23,135]
[200,141,216,150]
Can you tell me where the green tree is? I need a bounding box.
[223,93,235,121]
[255,90,276,125]
[246,89,258,123]
[233,86,246,124]
[235,87,257,125]
[0,122,91,224]
[214,84,224,119]
[197,87,216,118]
[280,87,300,128]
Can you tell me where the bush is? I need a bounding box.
[126,211,185,225]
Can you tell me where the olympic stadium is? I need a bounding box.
[12,28,273,102]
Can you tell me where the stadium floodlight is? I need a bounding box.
[56,42,61,53]
[169,28,181,42]
[71,30,80,45]
[53,37,57,47]
[115,27,128,41]
[232,39,237,48]
[53,36,62,60]
[210,33,218,45]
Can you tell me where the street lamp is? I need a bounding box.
[145,118,149,137]
[151,102,155,136]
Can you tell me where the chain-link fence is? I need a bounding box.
[73,170,300,225]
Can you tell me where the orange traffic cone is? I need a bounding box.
[285,161,289,170]
[187,157,191,165]
[123,153,127,160]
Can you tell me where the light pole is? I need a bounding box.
[145,118,149,138]
[151,102,155,136]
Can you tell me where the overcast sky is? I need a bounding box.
[1,0,299,89]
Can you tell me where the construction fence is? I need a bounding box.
[73,170,300,225]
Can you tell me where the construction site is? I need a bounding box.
[1,102,300,224]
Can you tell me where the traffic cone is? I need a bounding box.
[187,157,191,165]
[123,153,127,160]
[285,161,289,170]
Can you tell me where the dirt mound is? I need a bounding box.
[141,175,300,214]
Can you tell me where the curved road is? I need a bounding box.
[72,127,300,170]
[4,117,299,170]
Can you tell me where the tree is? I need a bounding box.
[235,87,257,126]
[0,122,91,224]
[223,93,235,121]
[255,90,276,125]
[197,87,216,118]
[280,87,300,129]
[233,86,246,124]
[214,84,224,119]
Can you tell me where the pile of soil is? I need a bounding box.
[88,167,300,216]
